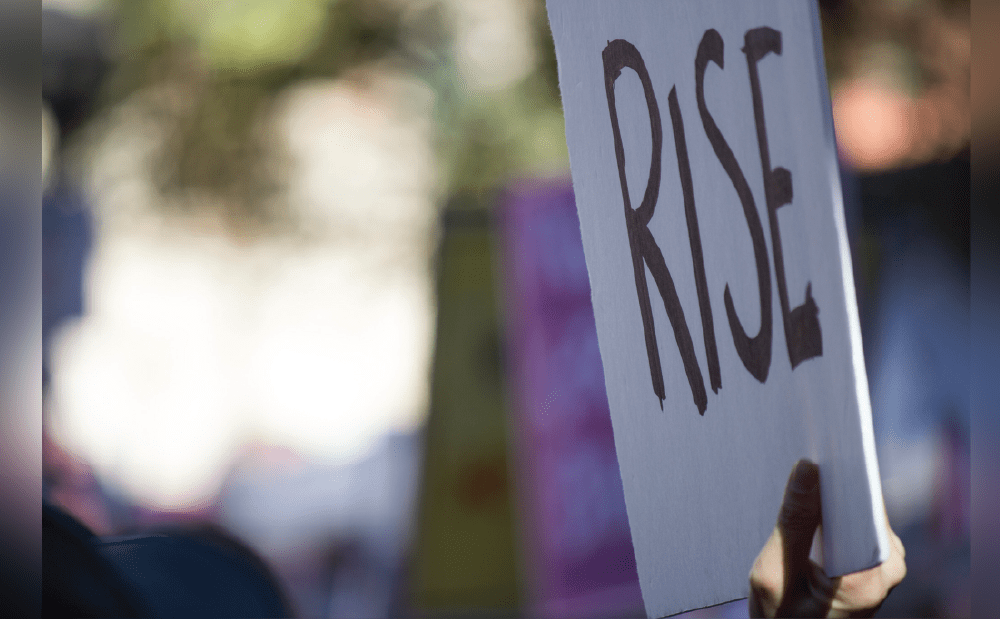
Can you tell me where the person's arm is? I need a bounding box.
[748,460,906,618]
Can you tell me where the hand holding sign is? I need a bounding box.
[749,461,906,618]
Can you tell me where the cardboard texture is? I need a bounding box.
[544,1,891,616]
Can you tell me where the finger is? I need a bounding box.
[776,459,822,573]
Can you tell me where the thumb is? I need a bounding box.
[777,459,821,571]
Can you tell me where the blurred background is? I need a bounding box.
[40,0,968,617]
[0,1,43,615]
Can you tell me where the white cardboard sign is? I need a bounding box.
[544,1,891,616]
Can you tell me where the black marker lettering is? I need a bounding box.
[603,39,707,414]
[667,86,721,394]
[743,27,822,368]
[696,28,772,383]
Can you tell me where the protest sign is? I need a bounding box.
[545,2,891,616]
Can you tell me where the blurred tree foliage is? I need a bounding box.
[86,0,566,233]
[83,0,965,233]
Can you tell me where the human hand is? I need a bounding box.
[748,460,906,618]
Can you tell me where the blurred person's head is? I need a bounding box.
[43,7,109,157]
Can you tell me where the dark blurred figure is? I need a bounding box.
[860,154,970,618]
[42,5,113,537]
[42,4,108,536]
[44,500,293,618]
[42,8,103,375]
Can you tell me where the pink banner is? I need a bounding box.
[500,179,644,619]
